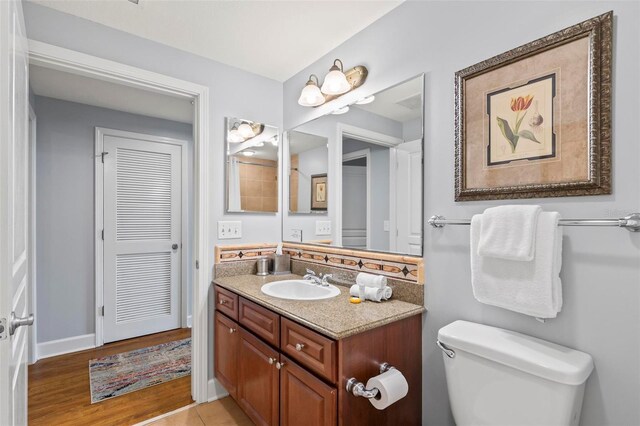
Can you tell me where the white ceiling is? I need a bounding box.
[29,0,403,82]
[289,130,327,155]
[30,64,194,123]
[353,75,423,122]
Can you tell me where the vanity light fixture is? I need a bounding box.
[298,75,325,107]
[297,59,368,108]
[321,59,351,95]
[332,106,350,115]
[228,123,244,143]
[356,95,375,105]
[269,135,278,146]
[238,122,256,139]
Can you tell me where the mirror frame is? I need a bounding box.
[281,73,425,257]
[224,116,280,214]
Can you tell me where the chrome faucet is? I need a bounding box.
[303,269,332,287]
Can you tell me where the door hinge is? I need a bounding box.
[101,229,104,240]
[100,306,104,316]
[0,318,7,340]
[101,152,109,163]
[195,260,200,270]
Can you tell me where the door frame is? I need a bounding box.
[341,148,371,249]
[28,104,37,364]
[28,40,211,403]
[95,127,190,345]
[334,123,402,247]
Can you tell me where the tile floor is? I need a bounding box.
[149,397,253,426]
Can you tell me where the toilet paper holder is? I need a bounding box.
[346,362,396,399]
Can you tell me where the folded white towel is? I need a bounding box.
[356,272,387,289]
[470,212,563,318]
[478,205,542,261]
[350,285,392,302]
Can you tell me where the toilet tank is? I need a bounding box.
[438,321,594,426]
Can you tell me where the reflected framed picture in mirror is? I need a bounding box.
[225,117,279,213]
[311,174,327,211]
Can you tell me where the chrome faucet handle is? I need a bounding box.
[305,268,316,276]
[321,274,333,286]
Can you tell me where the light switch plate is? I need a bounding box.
[315,220,331,236]
[218,221,242,239]
[383,220,390,232]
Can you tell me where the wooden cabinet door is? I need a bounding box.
[214,313,239,399]
[238,328,279,426]
[280,356,337,426]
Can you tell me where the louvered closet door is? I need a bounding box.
[103,135,182,343]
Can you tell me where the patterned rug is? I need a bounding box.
[89,338,191,403]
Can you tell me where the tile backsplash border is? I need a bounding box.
[214,242,424,285]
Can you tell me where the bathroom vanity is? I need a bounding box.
[213,274,424,426]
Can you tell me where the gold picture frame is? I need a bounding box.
[311,174,327,211]
[455,11,612,201]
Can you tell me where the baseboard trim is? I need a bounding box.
[132,402,198,426]
[37,333,96,359]
[207,378,230,402]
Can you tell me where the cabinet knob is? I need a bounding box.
[219,299,227,305]
[268,357,276,365]
[276,361,285,370]
[229,327,236,334]
[295,343,305,352]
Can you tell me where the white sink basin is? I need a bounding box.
[261,279,341,301]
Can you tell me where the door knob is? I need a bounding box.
[9,312,34,336]
[172,243,179,250]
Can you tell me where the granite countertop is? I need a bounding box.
[213,274,425,340]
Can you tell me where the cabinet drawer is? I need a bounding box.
[239,297,280,347]
[281,318,336,383]
[215,285,238,321]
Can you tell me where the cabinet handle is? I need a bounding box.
[219,299,227,305]
[229,327,236,334]
[295,343,305,352]
[268,357,276,365]
[276,361,285,370]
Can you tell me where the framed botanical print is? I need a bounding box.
[311,174,327,210]
[455,11,612,201]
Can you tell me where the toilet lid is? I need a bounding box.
[438,320,594,385]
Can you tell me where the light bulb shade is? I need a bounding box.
[331,106,349,115]
[228,129,244,143]
[321,67,351,95]
[238,123,255,138]
[298,82,325,107]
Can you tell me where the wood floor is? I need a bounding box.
[29,328,193,426]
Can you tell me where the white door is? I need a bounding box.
[0,0,32,424]
[102,133,182,343]
[395,139,422,255]
[342,165,367,249]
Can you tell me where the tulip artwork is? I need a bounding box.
[496,94,541,153]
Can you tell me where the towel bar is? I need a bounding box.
[428,213,640,232]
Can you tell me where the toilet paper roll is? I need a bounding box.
[365,369,409,410]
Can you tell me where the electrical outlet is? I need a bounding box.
[383,220,390,232]
[315,220,331,236]
[290,229,303,242]
[218,221,242,239]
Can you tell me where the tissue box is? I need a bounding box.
[270,254,291,275]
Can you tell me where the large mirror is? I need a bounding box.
[225,117,279,213]
[283,75,424,255]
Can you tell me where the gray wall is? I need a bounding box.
[284,2,640,426]
[34,95,194,343]
[24,2,283,379]
[297,145,329,213]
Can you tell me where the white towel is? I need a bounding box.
[477,205,542,261]
[349,284,392,302]
[470,212,563,318]
[356,272,387,289]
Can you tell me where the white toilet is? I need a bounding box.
[438,320,594,426]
